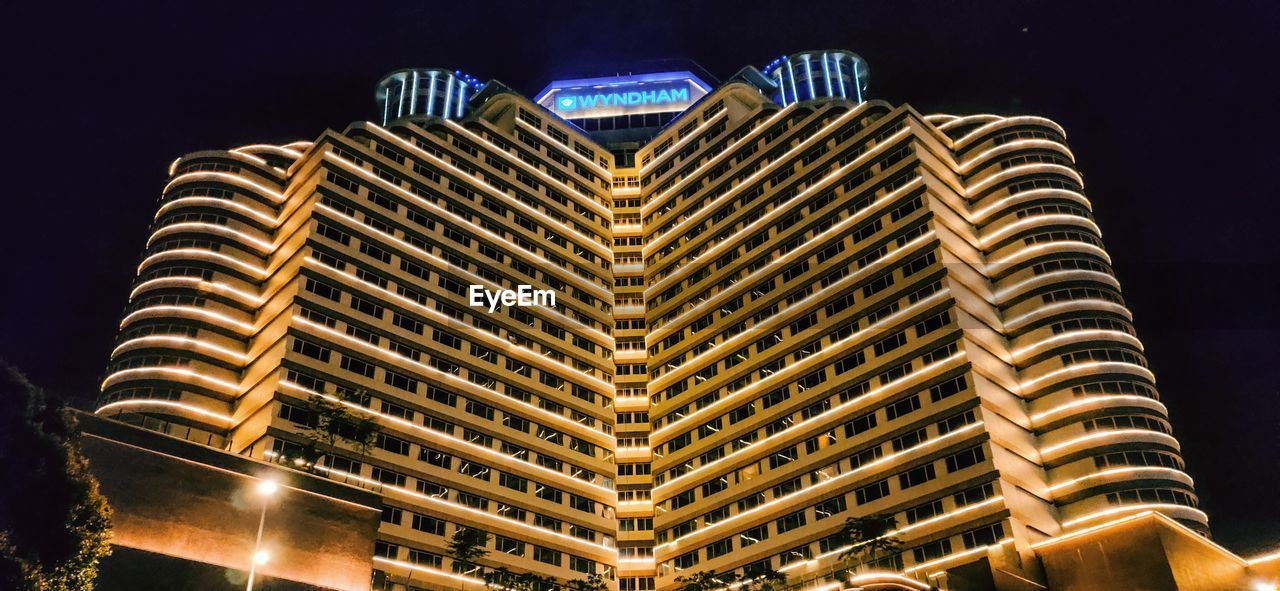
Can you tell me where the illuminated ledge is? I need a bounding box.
[1033,511,1280,590]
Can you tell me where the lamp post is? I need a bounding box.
[246,479,278,591]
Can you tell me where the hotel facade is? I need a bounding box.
[95,50,1218,591]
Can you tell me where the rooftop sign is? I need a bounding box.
[534,71,711,120]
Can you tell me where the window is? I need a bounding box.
[739,524,769,547]
[706,537,733,559]
[466,399,494,420]
[814,496,847,520]
[384,370,419,393]
[885,395,920,420]
[945,446,986,472]
[912,539,952,563]
[898,464,936,489]
[954,483,995,507]
[776,510,806,533]
[961,523,1005,549]
[495,535,525,556]
[570,494,595,513]
[419,447,452,469]
[411,513,445,535]
[340,355,375,378]
[459,461,491,480]
[376,433,410,455]
[905,499,943,524]
[291,338,331,362]
[570,555,595,574]
[534,546,561,566]
[855,479,889,505]
[499,472,528,492]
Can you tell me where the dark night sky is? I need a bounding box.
[1,0,1276,555]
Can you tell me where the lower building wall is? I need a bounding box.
[1037,513,1249,591]
[77,412,381,591]
[98,546,332,591]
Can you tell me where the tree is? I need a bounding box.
[304,394,350,452]
[0,363,113,590]
[567,572,607,591]
[303,389,380,471]
[448,527,490,578]
[674,570,738,591]
[740,568,786,591]
[487,569,560,591]
[347,413,380,464]
[836,514,902,572]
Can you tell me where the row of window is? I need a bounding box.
[661,488,1003,574]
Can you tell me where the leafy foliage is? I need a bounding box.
[566,572,607,591]
[836,514,902,571]
[0,364,113,590]
[447,527,490,575]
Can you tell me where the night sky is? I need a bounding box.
[1,0,1276,556]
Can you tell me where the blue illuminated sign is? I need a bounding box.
[535,71,711,120]
[554,82,691,113]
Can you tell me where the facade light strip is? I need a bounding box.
[101,366,238,393]
[1048,467,1193,493]
[513,119,613,179]
[1030,394,1168,426]
[993,268,1119,304]
[317,466,618,554]
[654,421,984,544]
[968,187,1093,225]
[119,305,255,333]
[1039,428,1180,457]
[979,214,1103,250]
[138,248,268,279]
[320,153,613,301]
[645,124,913,296]
[639,106,794,210]
[155,196,279,227]
[1003,297,1130,332]
[1010,329,1143,361]
[95,399,235,423]
[650,281,950,440]
[162,171,286,203]
[110,336,247,362]
[302,256,612,389]
[1018,361,1156,392]
[278,381,615,496]
[291,316,615,443]
[128,276,263,306]
[309,202,612,345]
[147,221,275,253]
[1061,503,1208,528]
[952,116,1068,150]
[958,138,1076,173]
[789,497,1006,567]
[363,125,613,259]
[644,106,889,253]
[645,170,923,345]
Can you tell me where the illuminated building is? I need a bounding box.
[95,50,1252,590]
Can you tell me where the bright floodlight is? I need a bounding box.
[254,550,270,565]
[1252,582,1277,591]
[257,480,279,496]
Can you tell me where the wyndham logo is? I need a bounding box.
[555,83,691,113]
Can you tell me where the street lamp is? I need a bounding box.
[246,478,278,591]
